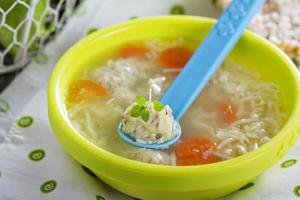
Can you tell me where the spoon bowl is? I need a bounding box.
[118,120,181,149]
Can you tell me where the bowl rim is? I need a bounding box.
[48,15,300,176]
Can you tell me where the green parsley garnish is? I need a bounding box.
[141,109,150,122]
[153,100,164,112]
[136,95,147,106]
[131,105,143,117]
[130,96,165,122]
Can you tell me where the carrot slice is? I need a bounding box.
[119,44,150,58]
[68,80,108,103]
[159,46,193,68]
[175,137,220,166]
[220,102,236,124]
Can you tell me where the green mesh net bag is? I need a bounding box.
[0,0,81,74]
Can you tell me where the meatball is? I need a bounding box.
[122,99,175,144]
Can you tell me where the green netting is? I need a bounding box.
[0,0,80,73]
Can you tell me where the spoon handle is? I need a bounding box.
[161,0,266,120]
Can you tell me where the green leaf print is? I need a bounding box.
[40,180,57,193]
[96,194,105,200]
[294,185,300,197]
[28,149,45,161]
[82,165,96,177]
[170,4,186,15]
[281,159,297,168]
[17,116,34,128]
[129,16,139,20]
[239,182,254,191]
[86,28,99,35]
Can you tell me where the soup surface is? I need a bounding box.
[67,39,284,166]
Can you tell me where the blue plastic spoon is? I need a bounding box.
[118,0,266,149]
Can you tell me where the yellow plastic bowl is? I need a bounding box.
[48,16,300,200]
